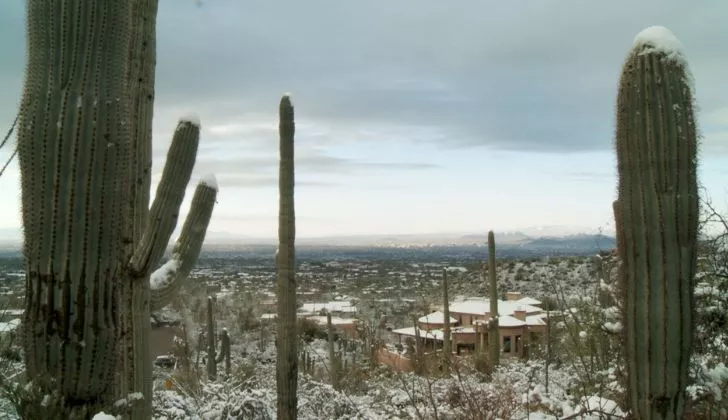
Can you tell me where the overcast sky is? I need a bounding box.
[0,1,726,240]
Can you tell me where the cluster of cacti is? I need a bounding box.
[614,26,698,419]
[441,268,452,373]
[17,1,217,417]
[276,95,298,419]
[487,230,500,367]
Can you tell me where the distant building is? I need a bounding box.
[387,292,548,366]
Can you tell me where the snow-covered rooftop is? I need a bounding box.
[306,315,357,326]
[449,298,542,317]
[418,311,458,325]
[497,315,526,328]
[515,296,542,306]
[391,327,444,341]
[299,301,358,315]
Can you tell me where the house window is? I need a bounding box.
[503,336,512,353]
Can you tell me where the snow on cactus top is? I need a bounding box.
[199,173,219,191]
[179,114,201,127]
[633,26,685,63]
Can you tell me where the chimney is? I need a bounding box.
[505,291,522,302]
[514,306,526,321]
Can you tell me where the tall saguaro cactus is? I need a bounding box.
[487,231,500,367]
[276,95,298,419]
[18,4,132,415]
[17,1,217,417]
[615,26,698,419]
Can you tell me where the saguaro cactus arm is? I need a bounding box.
[129,118,201,277]
[615,26,698,420]
[150,176,218,310]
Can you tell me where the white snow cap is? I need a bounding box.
[179,114,201,127]
[633,26,685,62]
[92,413,116,420]
[199,173,219,190]
[282,92,292,98]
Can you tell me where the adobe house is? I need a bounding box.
[388,292,548,360]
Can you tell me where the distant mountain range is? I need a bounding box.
[0,226,616,255]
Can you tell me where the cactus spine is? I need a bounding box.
[441,268,451,374]
[615,26,698,419]
[487,230,500,367]
[276,95,298,419]
[18,1,217,417]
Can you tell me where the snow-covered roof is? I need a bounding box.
[260,313,277,320]
[497,315,526,328]
[525,315,547,327]
[515,296,542,306]
[305,315,357,326]
[418,311,458,325]
[299,301,358,315]
[391,327,445,341]
[449,298,542,317]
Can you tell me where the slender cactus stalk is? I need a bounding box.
[615,26,698,419]
[206,296,217,380]
[276,94,298,419]
[441,268,451,374]
[487,231,500,367]
[327,312,339,389]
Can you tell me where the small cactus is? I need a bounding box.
[327,312,340,390]
[487,231,500,367]
[441,268,452,373]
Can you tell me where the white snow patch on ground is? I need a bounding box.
[92,413,116,420]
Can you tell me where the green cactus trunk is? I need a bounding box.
[18,2,134,415]
[276,95,298,419]
[487,231,500,367]
[217,329,231,377]
[327,312,339,389]
[615,27,698,419]
[18,1,217,417]
[206,296,217,380]
[441,268,451,374]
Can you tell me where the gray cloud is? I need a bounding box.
[1,0,726,154]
